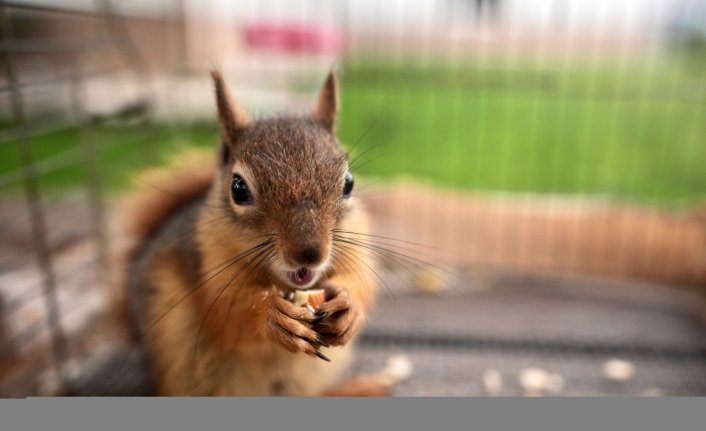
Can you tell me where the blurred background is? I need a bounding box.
[1,0,705,396]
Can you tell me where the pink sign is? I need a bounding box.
[245,22,343,55]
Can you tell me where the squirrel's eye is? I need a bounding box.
[231,174,252,205]
[342,171,354,198]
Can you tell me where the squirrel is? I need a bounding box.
[114,69,405,396]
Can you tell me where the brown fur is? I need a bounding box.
[120,151,215,262]
[116,70,389,396]
[110,149,216,339]
[313,67,339,133]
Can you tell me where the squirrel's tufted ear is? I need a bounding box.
[211,69,250,145]
[313,67,339,134]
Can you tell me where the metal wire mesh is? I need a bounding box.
[0,0,184,396]
[0,0,705,397]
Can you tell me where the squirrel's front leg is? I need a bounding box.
[312,281,366,347]
[265,293,329,359]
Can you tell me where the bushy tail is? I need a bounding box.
[109,149,216,340]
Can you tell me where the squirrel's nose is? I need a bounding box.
[293,245,323,267]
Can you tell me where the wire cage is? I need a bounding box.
[0,0,180,396]
[1,0,705,397]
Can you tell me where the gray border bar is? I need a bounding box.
[1,397,705,431]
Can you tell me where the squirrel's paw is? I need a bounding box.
[266,294,326,357]
[312,286,362,347]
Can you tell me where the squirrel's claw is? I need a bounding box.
[271,294,315,322]
[313,287,362,347]
[266,293,329,359]
[314,351,331,362]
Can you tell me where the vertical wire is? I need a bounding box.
[97,0,157,164]
[567,3,604,275]
[0,4,72,393]
[70,69,108,285]
[638,2,694,281]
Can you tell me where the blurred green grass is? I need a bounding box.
[339,59,706,208]
[0,124,218,194]
[1,59,704,207]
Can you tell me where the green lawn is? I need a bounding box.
[338,59,706,208]
[0,123,218,194]
[1,59,704,208]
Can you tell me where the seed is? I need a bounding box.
[602,359,635,382]
[415,268,444,294]
[518,368,551,393]
[482,369,503,395]
[377,355,413,385]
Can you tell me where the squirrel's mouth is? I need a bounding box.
[286,267,317,289]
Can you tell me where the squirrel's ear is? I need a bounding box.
[211,69,250,145]
[313,67,339,134]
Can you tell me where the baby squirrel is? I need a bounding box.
[117,69,398,396]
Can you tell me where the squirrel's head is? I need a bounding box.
[210,69,355,290]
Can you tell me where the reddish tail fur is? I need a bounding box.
[110,150,215,340]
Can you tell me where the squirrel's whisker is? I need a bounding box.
[334,234,459,286]
[331,229,442,251]
[347,142,386,170]
[157,214,231,250]
[118,238,275,378]
[215,246,276,386]
[333,245,396,305]
[219,246,276,334]
[190,249,267,388]
[133,177,225,210]
[199,238,274,278]
[329,249,385,309]
[190,244,275,384]
[348,149,398,172]
[331,243,397,303]
[333,235,459,294]
[332,234,436,263]
[344,108,384,157]
[329,250,370,297]
[170,238,274,313]
[344,238,454,294]
[334,235,435,271]
[335,236,426,282]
